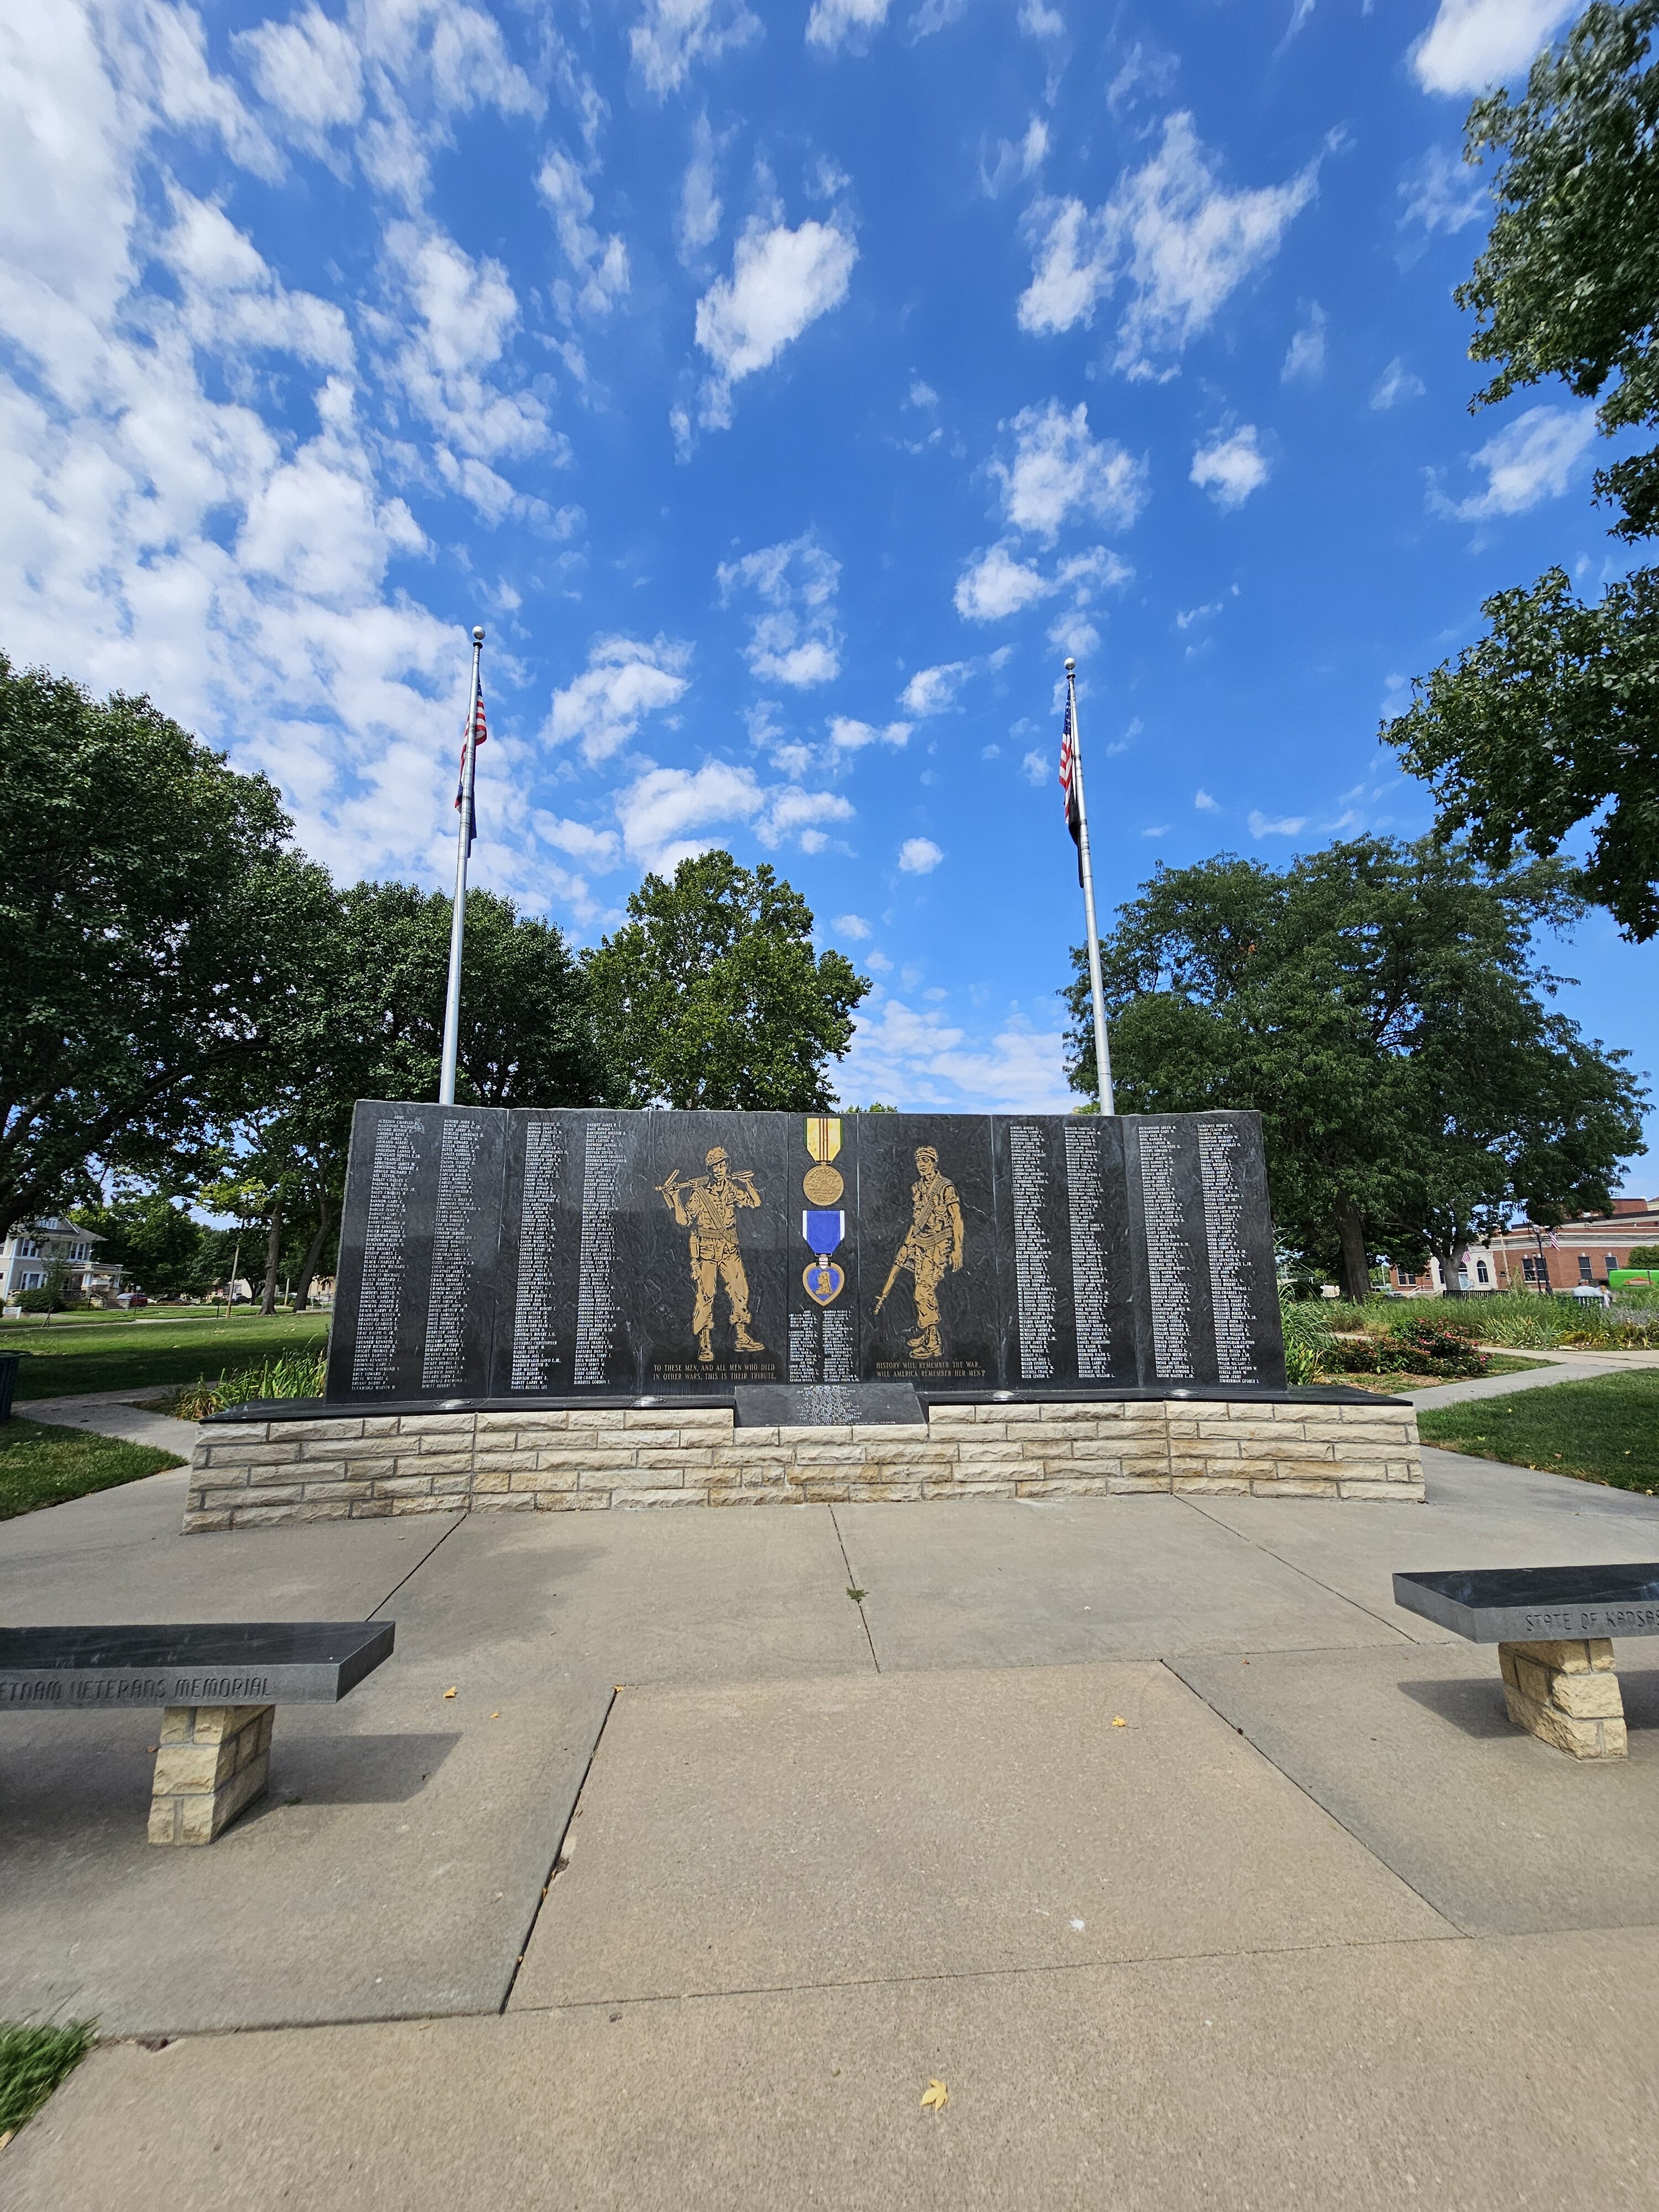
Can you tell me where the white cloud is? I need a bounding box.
[161,187,353,369]
[1281,302,1326,382]
[236,3,364,140]
[694,213,857,426]
[833,911,872,938]
[898,837,944,874]
[806,0,891,51]
[677,113,723,260]
[617,760,851,871]
[909,378,938,409]
[836,999,1073,1112]
[718,535,842,687]
[1021,748,1049,786]
[1448,404,1597,520]
[954,541,1130,625]
[993,400,1147,542]
[1399,144,1488,234]
[954,543,1051,621]
[537,150,631,317]
[982,114,1050,197]
[1371,358,1426,410]
[830,715,911,751]
[1106,40,1178,117]
[900,662,968,716]
[630,0,761,98]
[546,636,692,764]
[1018,113,1318,375]
[533,814,622,869]
[1194,787,1219,811]
[1019,0,1066,38]
[384,222,551,500]
[1412,1,1582,97]
[1249,810,1307,837]
[1191,426,1269,509]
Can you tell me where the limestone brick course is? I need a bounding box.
[183,1396,1423,1527]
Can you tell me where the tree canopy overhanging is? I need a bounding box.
[1384,1,1659,940]
[1064,838,1645,1300]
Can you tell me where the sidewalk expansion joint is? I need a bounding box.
[1160,1655,1470,1938]
[369,1509,468,1618]
[828,1504,881,1674]
[498,1686,619,2014]
[1175,1495,1416,1644]
[517,1928,1470,2016]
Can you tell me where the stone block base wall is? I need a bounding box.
[1499,1637,1629,1760]
[148,1702,275,1842]
[184,1399,1424,1530]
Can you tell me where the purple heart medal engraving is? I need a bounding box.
[801,1116,846,1305]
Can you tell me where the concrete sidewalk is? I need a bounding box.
[4,1447,1659,2205]
[18,1386,201,1460]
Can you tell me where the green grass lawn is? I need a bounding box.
[0,1310,330,1401]
[1418,1371,1659,1495]
[0,1418,186,1521]
[0,2021,93,2145]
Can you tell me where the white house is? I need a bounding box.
[1,1219,124,1303]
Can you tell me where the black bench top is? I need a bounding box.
[0,1622,394,1709]
[1394,1567,1659,1645]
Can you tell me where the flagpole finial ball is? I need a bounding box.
[1064,657,1076,676]
[472,625,485,644]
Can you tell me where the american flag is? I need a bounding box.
[454,687,488,852]
[1057,691,1083,885]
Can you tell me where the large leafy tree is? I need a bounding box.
[253,882,614,1307]
[585,852,869,1110]
[0,656,326,1243]
[1385,2,1659,937]
[1063,839,1644,1299]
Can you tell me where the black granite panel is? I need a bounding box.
[1394,1566,1659,1645]
[327,1102,504,1401]
[783,1113,863,1386]
[855,1115,999,1385]
[1057,1115,1140,1384]
[324,1104,1287,1404]
[638,1113,791,1387]
[0,1621,394,1707]
[733,1381,925,1428]
[1194,1112,1285,1390]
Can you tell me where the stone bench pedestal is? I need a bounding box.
[148,1703,276,1844]
[1498,1639,1627,1761]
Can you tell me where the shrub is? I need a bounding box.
[173,1349,327,1421]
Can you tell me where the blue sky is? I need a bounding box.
[7,0,1653,1177]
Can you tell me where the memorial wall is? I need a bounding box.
[324,1103,1287,1402]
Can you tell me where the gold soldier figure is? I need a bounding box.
[659,1147,766,1364]
[874,1145,964,1360]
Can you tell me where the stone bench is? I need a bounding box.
[0,1621,394,1843]
[1394,1566,1659,1760]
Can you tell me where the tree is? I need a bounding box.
[0,657,327,1240]
[70,1192,212,1299]
[584,853,870,1110]
[1384,3,1659,938]
[1063,839,1644,1300]
[255,882,613,1307]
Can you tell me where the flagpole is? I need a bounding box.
[1066,656,1115,1116]
[439,624,485,1107]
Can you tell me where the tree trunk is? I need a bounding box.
[260,1196,283,1315]
[1437,1249,1465,1297]
[1334,1204,1371,1303]
[293,1196,337,1313]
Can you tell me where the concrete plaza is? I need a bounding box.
[3,1410,1658,2206]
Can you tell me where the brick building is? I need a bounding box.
[1384,1197,1659,1295]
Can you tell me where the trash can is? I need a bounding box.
[0,1350,18,1421]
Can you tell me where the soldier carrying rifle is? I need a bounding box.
[874,1146,964,1361]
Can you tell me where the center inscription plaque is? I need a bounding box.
[325,1104,1286,1401]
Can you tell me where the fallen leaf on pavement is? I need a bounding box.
[443,1687,457,1699]
[1111,1715,1126,1727]
[920,2079,949,2113]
